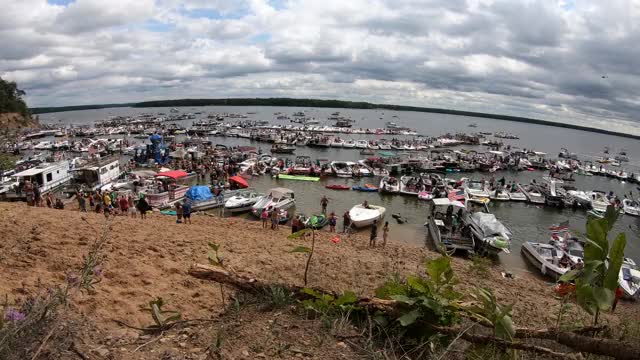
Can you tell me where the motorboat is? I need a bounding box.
[330,161,353,178]
[518,183,545,204]
[352,163,372,177]
[343,140,356,148]
[399,175,425,196]
[271,144,296,154]
[331,138,344,148]
[290,156,314,175]
[623,199,640,216]
[537,178,565,207]
[619,258,640,299]
[565,190,591,208]
[507,187,527,201]
[349,203,386,228]
[424,198,474,253]
[355,140,369,149]
[489,188,510,201]
[521,242,572,280]
[225,191,264,213]
[379,176,400,193]
[589,191,610,212]
[251,187,295,216]
[418,191,434,201]
[467,212,511,255]
[464,179,490,200]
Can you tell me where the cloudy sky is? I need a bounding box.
[1,0,639,127]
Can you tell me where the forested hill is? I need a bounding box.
[0,77,29,116]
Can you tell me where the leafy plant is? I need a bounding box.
[140,297,181,332]
[288,228,314,286]
[560,205,627,325]
[376,256,463,331]
[300,288,359,317]
[469,254,492,277]
[465,288,514,340]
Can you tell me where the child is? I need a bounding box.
[175,202,183,224]
[382,221,389,247]
[329,212,337,232]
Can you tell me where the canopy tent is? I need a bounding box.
[228,175,249,188]
[155,170,188,180]
[185,186,213,201]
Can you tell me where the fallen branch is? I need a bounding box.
[188,263,640,360]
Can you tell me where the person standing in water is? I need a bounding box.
[321,195,329,214]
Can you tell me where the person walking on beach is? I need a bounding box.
[370,220,378,247]
[329,212,337,232]
[182,200,192,224]
[271,209,279,230]
[321,195,329,214]
[77,193,87,212]
[119,195,128,216]
[137,195,150,219]
[261,208,269,228]
[342,211,351,234]
[382,221,389,247]
[88,193,95,211]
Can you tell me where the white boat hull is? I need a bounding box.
[349,204,386,228]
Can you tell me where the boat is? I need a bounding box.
[224,191,264,213]
[537,178,565,207]
[276,174,320,182]
[399,175,425,196]
[424,198,474,253]
[330,161,353,178]
[619,258,640,299]
[521,242,572,280]
[349,203,386,228]
[4,161,72,201]
[565,190,591,208]
[184,186,242,212]
[518,183,545,204]
[588,191,610,212]
[271,144,296,154]
[463,179,490,201]
[467,211,511,255]
[330,138,344,147]
[355,140,369,149]
[489,188,510,201]
[251,187,296,216]
[622,199,640,216]
[352,185,378,192]
[326,184,350,190]
[343,140,356,148]
[300,213,329,229]
[65,157,122,194]
[418,191,434,201]
[290,155,314,175]
[379,176,400,193]
[507,187,527,201]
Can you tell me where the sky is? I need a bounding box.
[1,0,639,128]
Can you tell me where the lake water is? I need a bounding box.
[38,106,640,275]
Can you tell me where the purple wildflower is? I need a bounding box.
[4,308,26,322]
[66,273,79,287]
[93,265,102,278]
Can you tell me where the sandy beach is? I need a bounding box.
[1,202,638,359]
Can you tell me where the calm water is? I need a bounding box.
[38,106,640,274]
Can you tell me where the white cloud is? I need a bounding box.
[0,0,638,129]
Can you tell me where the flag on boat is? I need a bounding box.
[448,189,465,202]
[549,220,569,233]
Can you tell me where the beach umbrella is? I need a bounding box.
[228,175,249,188]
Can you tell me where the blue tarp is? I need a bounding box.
[185,186,213,201]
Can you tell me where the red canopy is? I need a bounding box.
[155,170,189,180]
[228,175,249,188]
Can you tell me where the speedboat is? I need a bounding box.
[565,190,591,208]
[464,179,490,201]
[330,161,353,178]
[467,212,511,255]
[507,187,527,201]
[619,258,640,299]
[399,175,424,196]
[353,163,372,177]
[331,138,344,148]
[225,191,264,213]
[343,140,356,148]
[349,204,386,228]
[379,176,400,193]
[355,140,369,149]
[521,242,572,280]
[622,199,640,216]
[424,198,473,253]
[489,188,510,201]
[418,191,434,201]
[589,191,610,212]
[518,183,545,204]
[251,187,295,216]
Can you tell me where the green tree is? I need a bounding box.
[0,77,29,116]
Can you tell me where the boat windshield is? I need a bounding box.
[468,182,483,190]
[568,249,584,258]
[538,246,554,258]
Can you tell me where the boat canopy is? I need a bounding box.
[186,186,213,201]
[268,187,294,198]
[469,212,512,237]
[431,198,465,208]
[155,170,189,180]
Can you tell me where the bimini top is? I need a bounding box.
[155,170,189,180]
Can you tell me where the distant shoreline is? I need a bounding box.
[31,97,640,140]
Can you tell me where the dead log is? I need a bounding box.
[188,263,640,360]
